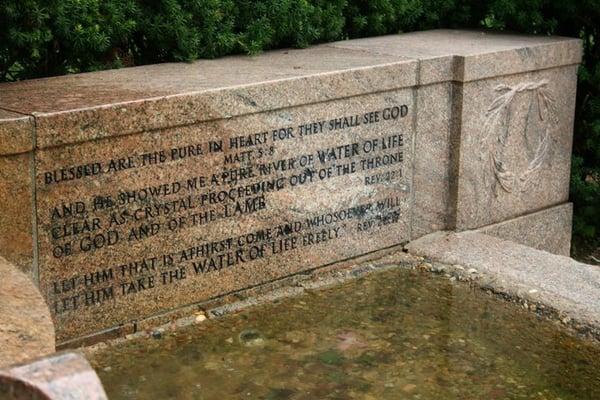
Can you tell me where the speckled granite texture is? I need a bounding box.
[0,152,35,274]
[454,66,578,230]
[0,30,582,344]
[0,110,33,155]
[0,352,107,399]
[0,257,54,368]
[406,231,600,338]
[476,203,573,256]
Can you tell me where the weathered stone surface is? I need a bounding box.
[0,30,581,343]
[0,256,54,369]
[0,115,35,272]
[0,153,35,274]
[36,91,414,341]
[328,31,581,236]
[406,231,600,332]
[0,49,416,149]
[0,352,107,400]
[327,29,581,84]
[0,109,33,155]
[476,203,573,256]
[0,31,580,150]
[412,82,454,237]
[454,65,578,229]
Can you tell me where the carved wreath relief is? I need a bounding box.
[481,80,557,195]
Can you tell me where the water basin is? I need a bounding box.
[89,267,600,399]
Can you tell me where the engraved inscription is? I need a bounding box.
[35,93,414,338]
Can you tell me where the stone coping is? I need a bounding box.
[0,30,581,154]
[0,109,33,155]
[474,203,573,256]
[406,231,600,340]
[0,256,55,369]
[0,352,107,400]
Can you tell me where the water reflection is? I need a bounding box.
[91,268,600,399]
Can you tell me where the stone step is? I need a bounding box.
[406,231,600,338]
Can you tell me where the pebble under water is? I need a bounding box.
[90,268,600,399]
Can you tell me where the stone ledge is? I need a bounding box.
[328,29,581,84]
[474,203,573,256]
[0,256,55,369]
[0,30,581,153]
[0,110,34,155]
[406,231,600,341]
[0,352,107,400]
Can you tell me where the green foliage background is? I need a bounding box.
[1,0,598,249]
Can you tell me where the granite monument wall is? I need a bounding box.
[0,30,581,344]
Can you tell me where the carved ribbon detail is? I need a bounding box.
[481,80,557,195]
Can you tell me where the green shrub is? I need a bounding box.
[1,0,52,81]
[0,0,598,248]
[54,0,138,71]
[0,0,138,80]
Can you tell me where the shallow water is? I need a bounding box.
[91,268,600,400]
